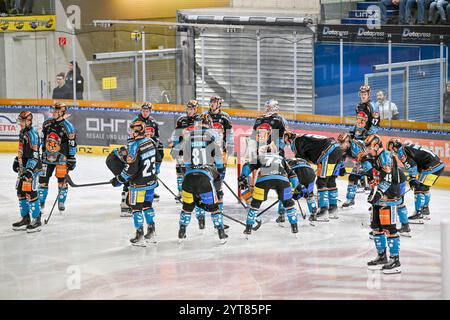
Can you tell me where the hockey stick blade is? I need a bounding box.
[44,195,59,225]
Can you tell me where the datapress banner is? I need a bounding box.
[317,24,450,44]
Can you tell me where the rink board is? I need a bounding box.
[1,101,449,189]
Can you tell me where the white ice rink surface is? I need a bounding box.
[0,154,448,300]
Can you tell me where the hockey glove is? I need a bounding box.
[409,179,420,189]
[368,189,383,205]
[13,157,19,173]
[292,186,304,200]
[238,175,249,191]
[339,166,347,177]
[21,169,33,181]
[110,177,122,187]
[67,157,76,171]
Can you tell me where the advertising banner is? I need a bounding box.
[0,15,56,33]
[317,24,450,44]
[1,105,449,177]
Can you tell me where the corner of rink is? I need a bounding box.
[0,153,447,299]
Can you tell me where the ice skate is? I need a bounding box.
[12,215,30,231]
[197,215,205,230]
[408,211,424,224]
[26,217,42,233]
[58,202,65,213]
[218,227,228,244]
[398,223,411,238]
[328,204,339,219]
[316,207,329,222]
[382,256,401,274]
[130,227,146,247]
[422,206,430,220]
[291,223,298,238]
[178,225,187,243]
[367,250,388,270]
[144,223,157,243]
[243,224,252,239]
[341,199,355,208]
[276,213,286,227]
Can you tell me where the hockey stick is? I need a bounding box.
[250,200,279,231]
[222,180,263,230]
[223,180,248,210]
[44,195,59,225]
[295,199,306,220]
[222,212,247,227]
[157,178,181,202]
[65,175,110,188]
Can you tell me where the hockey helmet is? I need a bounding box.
[387,137,402,153]
[209,96,223,107]
[364,134,383,149]
[283,130,297,144]
[129,120,146,138]
[52,102,67,113]
[337,132,350,144]
[264,99,279,115]
[359,85,371,94]
[186,100,199,109]
[141,102,153,110]
[17,111,33,127]
[198,113,213,128]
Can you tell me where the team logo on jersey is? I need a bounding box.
[46,132,61,153]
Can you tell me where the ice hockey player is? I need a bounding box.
[362,134,402,274]
[284,132,343,221]
[39,103,77,213]
[133,102,164,202]
[387,138,444,224]
[239,123,299,238]
[110,120,162,246]
[337,132,369,208]
[282,158,317,222]
[351,85,380,192]
[106,146,132,217]
[12,111,42,233]
[251,99,288,157]
[351,85,380,141]
[178,113,228,243]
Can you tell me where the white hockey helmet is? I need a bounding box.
[264,99,279,115]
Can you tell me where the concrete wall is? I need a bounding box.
[231,0,320,12]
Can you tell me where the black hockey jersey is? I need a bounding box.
[41,118,77,160]
[208,110,234,154]
[18,126,41,174]
[292,134,337,164]
[118,137,162,190]
[183,127,224,172]
[397,143,442,177]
